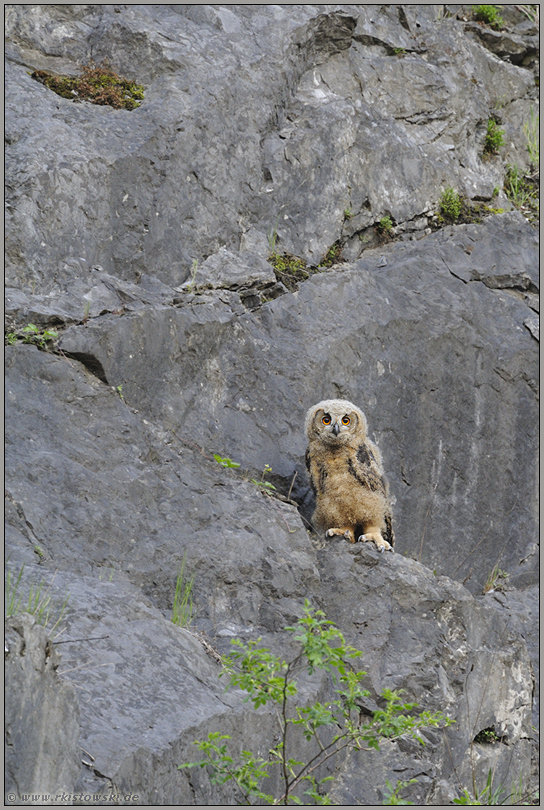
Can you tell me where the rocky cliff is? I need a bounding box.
[4,4,539,806]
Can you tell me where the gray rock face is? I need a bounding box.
[54,211,539,595]
[5,615,81,805]
[4,4,539,806]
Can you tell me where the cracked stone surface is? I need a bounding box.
[4,5,539,805]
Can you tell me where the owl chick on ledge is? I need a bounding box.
[305,399,394,552]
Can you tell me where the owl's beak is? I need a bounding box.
[332,423,340,436]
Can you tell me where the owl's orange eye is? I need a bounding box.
[322,415,332,425]
[341,416,350,425]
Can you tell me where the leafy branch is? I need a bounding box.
[179,602,453,805]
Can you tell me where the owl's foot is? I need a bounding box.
[358,531,394,553]
[326,527,356,543]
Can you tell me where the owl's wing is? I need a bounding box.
[352,440,387,497]
[353,441,394,546]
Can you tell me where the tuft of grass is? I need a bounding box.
[483,563,509,594]
[523,107,539,168]
[470,5,504,29]
[5,564,70,638]
[31,60,144,110]
[186,259,199,293]
[484,119,505,156]
[171,553,195,628]
[439,187,462,220]
[504,165,539,221]
[267,219,280,252]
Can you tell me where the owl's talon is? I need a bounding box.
[359,534,393,553]
[326,527,355,543]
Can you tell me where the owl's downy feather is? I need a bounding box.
[305,399,394,551]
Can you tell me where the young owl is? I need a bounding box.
[305,399,394,552]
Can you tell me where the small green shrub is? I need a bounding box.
[31,60,144,110]
[470,5,504,29]
[179,602,452,806]
[484,119,505,155]
[439,187,462,220]
[378,215,393,233]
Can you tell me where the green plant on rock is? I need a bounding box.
[383,778,417,805]
[319,242,343,268]
[377,215,393,233]
[179,602,452,805]
[439,187,462,220]
[251,463,276,491]
[213,454,241,469]
[31,60,144,110]
[473,727,503,745]
[482,563,509,594]
[484,119,505,156]
[470,5,504,29]
[268,251,310,291]
[453,765,539,806]
[454,768,505,805]
[503,165,539,220]
[21,323,58,349]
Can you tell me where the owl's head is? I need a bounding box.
[305,399,367,446]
